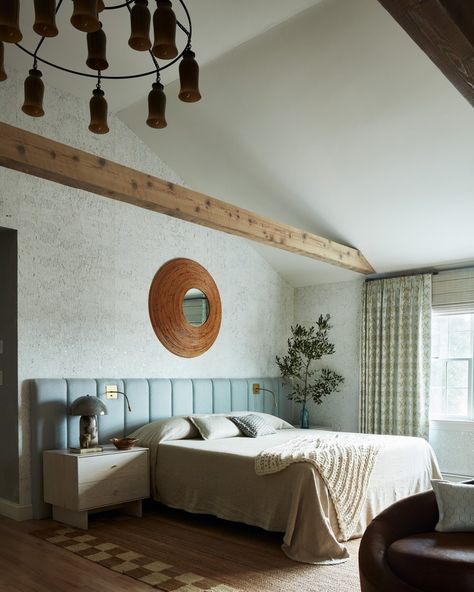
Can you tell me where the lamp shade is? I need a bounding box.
[178,49,201,103]
[129,0,152,52]
[152,0,178,60]
[33,0,58,38]
[86,22,108,71]
[89,87,109,134]
[22,69,45,118]
[0,0,22,44]
[71,0,100,33]
[69,395,108,416]
[147,81,167,128]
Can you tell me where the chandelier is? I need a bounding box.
[0,0,200,134]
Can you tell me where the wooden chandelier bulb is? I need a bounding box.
[33,0,58,38]
[89,87,109,134]
[22,68,45,118]
[86,22,109,71]
[129,0,152,52]
[178,49,201,103]
[0,0,22,44]
[147,82,167,128]
[71,0,100,33]
[152,0,178,60]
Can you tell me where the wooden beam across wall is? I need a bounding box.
[0,122,374,275]
[378,0,474,108]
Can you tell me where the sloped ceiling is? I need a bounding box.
[120,0,474,287]
[5,0,474,287]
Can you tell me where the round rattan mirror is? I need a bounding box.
[148,258,222,357]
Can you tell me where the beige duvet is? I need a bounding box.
[152,429,441,564]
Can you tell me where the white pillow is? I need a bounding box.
[128,416,199,445]
[189,415,242,440]
[432,479,474,532]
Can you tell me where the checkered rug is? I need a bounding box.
[33,526,240,592]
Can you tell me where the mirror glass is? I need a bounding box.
[183,288,210,327]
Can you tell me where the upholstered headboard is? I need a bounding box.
[31,377,291,518]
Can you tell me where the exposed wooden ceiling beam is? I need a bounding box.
[377,0,474,107]
[0,122,374,275]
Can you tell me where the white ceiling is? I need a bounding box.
[5,0,322,112]
[6,0,474,287]
[120,0,474,286]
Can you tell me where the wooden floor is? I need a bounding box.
[0,503,360,592]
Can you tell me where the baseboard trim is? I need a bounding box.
[0,497,33,521]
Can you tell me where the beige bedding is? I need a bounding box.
[152,429,441,564]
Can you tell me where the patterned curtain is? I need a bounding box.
[360,274,432,438]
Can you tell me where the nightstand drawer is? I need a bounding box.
[78,476,149,510]
[78,450,147,483]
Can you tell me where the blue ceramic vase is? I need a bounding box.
[300,403,310,429]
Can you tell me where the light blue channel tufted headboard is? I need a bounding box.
[31,377,291,518]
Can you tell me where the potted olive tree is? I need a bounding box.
[276,314,344,428]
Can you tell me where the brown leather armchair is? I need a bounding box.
[359,490,474,592]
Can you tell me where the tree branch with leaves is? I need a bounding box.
[276,315,344,407]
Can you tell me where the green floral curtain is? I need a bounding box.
[360,274,432,438]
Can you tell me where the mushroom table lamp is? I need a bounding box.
[69,395,108,449]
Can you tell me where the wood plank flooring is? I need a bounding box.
[0,503,360,592]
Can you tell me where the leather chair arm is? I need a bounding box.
[359,490,439,592]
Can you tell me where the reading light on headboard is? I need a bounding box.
[106,390,133,413]
[252,383,278,411]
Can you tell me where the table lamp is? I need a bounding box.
[69,395,108,450]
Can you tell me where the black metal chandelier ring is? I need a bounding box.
[14,0,192,81]
[15,39,189,81]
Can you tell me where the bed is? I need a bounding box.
[31,379,440,564]
[131,415,442,565]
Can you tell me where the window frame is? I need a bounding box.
[430,312,474,421]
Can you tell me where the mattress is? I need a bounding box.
[153,429,441,564]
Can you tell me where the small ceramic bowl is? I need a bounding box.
[110,437,138,450]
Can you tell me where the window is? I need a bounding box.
[430,313,474,419]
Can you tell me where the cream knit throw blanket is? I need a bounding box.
[255,435,381,540]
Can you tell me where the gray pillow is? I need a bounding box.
[432,479,474,532]
[231,411,294,431]
[230,414,277,437]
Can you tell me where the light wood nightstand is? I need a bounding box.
[43,446,149,529]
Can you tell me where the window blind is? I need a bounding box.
[432,268,474,313]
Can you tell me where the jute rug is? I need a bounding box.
[33,505,361,592]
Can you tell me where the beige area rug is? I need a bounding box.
[33,504,361,592]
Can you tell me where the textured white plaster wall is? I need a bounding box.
[294,280,363,432]
[0,69,293,505]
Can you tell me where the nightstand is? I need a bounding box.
[43,446,149,529]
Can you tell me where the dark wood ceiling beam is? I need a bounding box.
[378,0,474,107]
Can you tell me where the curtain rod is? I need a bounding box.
[365,263,474,283]
[365,269,437,282]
